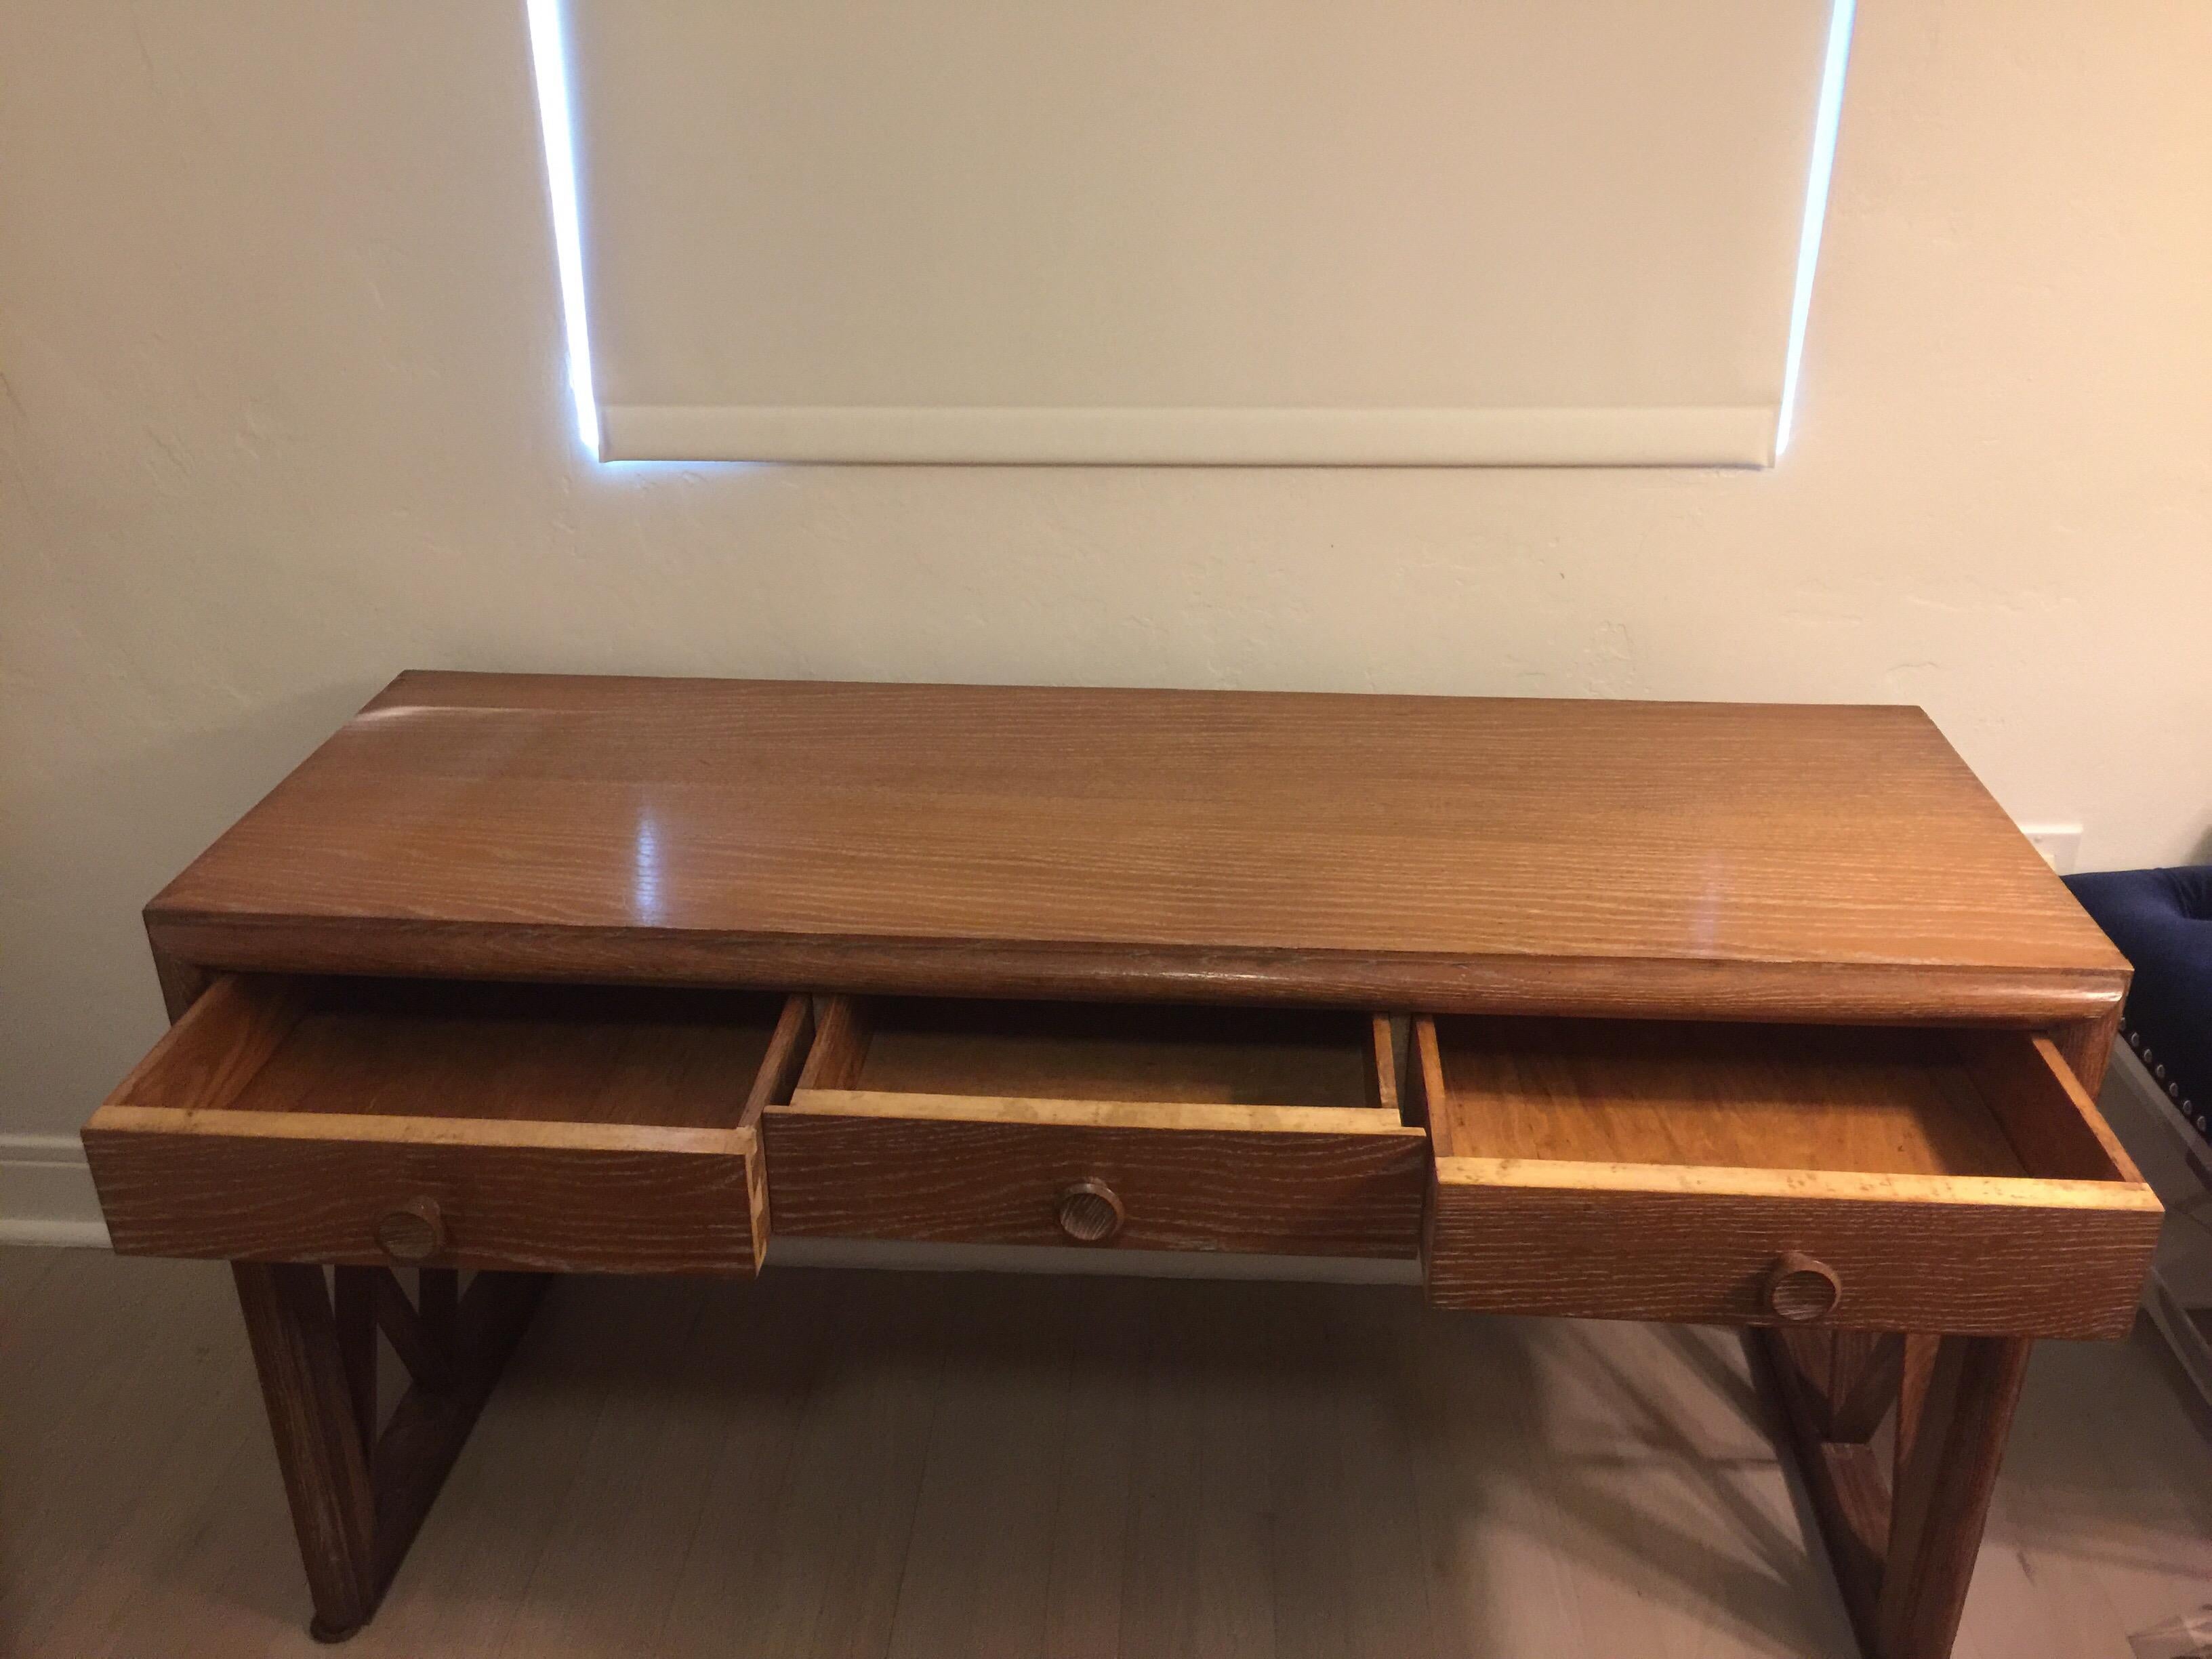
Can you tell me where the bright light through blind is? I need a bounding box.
[530,0,1852,467]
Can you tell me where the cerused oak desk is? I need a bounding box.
[82,674,2159,1658]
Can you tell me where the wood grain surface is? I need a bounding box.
[1422,1176,2156,1338]
[143,673,2127,1025]
[1426,1017,2035,1177]
[259,977,783,1126]
[766,1111,1429,1256]
[232,1262,380,1639]
[766,996,1426,1256]
[83,975,797,1273]
[1416,1017,2160,1337]
[1879,1335,2034,1659]
[833,998,1385,1109]
[89,1124,766,1273]
[1954,1028,2145,1184]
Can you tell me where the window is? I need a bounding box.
[529,0,1853,466]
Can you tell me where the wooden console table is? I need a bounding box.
[81,674,2158,1658]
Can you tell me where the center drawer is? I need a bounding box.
[763,996,1430,1256]
[1414,1015,2161,1338]
[84,975,811,1274]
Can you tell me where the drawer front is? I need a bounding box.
[85,1114,765,1273]
[766,1096,1428,1256]
[1424,1166,2158,1337]
[764,996,1429,1256]
[1416,1016,2161,1339]
[82,975,808,1275]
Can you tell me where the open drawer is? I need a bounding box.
[764,996,1429,1256]
[83,975,811,1274]
[1414,1016,2162,1338]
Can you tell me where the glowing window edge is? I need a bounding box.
[1776,0,1856,457]
[525,0,601,458]
[525,0,1855,466]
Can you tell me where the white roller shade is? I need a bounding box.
[556,0,1843,466]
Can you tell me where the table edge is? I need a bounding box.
[144,909,2128,1027]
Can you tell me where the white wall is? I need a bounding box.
[3,0,2209,1164]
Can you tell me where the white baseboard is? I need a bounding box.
[0,1133,110,1248]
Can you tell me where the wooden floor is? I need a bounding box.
[3,1248,2209,1659]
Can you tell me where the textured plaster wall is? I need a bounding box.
[3,0,2209,1143]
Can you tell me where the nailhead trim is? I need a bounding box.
[2114,1017,2207,1142]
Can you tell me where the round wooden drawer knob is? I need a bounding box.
[375,1197,447,1263]
[1765,1251,1843,1323]
[1056,1180,1126,1245]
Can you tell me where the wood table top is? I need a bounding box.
[146,672,2126,1023]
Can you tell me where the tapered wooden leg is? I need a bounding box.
[1877,1335,2032,1659]
[233,1263,380,1641]
[232,1262,546,1641]
[1893,1332,1938,1486]
[1750,1328,2032,1659]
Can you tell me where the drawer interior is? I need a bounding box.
[1422,1016,2129,1183]
[122,975,794,1130]
[800,996,1397,1115]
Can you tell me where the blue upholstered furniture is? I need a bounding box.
[2067,866,2211,1141]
